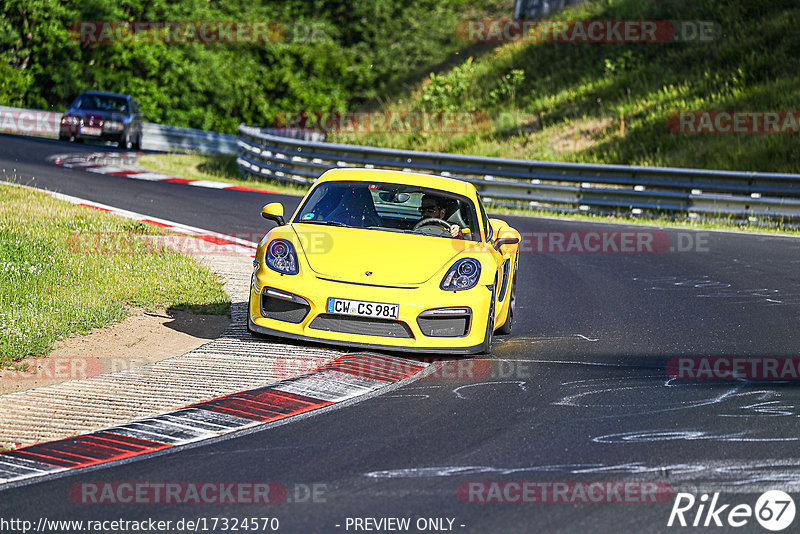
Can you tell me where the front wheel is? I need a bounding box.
[497,260,517,335]
[497,282,515,335]
[480,289,495,354]
[119,132,133,150]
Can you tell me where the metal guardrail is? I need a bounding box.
[2,105,245,154]
[237,124,800,221]
[141,125,322,153]
[140,122,237,154]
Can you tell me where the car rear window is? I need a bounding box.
[74,95,130,114]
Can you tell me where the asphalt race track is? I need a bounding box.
[2,133,800,532]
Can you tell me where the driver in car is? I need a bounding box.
[419,194,464,239]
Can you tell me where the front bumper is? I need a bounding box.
[248,319,484,354]
[248,274,491,354]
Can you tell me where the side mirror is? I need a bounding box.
[261,203,285,225]
[493,237,519,251]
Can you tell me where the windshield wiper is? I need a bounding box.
[299,220,351,227]
[365,226,412,233]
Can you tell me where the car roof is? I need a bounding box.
[316,168,475,197]
[78,91,131,100]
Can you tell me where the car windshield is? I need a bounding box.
[293,180,480,241]
[73,94,129,114]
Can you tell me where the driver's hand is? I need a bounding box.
[449,224,462,238]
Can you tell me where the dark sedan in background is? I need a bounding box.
[59,91,143,149]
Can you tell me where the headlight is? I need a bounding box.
[266,239,299,275]
[61,116,78,125]
[440,258,481,291]
[103,120,124,131]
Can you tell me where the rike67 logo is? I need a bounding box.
[668,491,796,531]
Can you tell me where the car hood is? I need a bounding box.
[292,224,479,285]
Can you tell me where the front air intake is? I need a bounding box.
[261,288,310,324]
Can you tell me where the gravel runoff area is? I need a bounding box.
[0,235,342,449]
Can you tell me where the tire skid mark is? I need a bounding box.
[363,459,800,492]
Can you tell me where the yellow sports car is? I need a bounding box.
[248,168,520,354]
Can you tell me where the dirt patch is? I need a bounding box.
[549,117,615,155]
[0,308,230,395]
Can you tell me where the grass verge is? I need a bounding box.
[0,183,230,369]
[137,153,307,197]
[328,0,800,174]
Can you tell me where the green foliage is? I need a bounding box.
[603,50,640,75]
[421,57,475,111]
[335,0,800,173]
[488,69,526,106]
[0,0,505,131]
[0,62,32,106]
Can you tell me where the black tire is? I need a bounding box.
[119,132,133,150]
[497,256,518,335]
[132,133,142,150]
[481,288,495,354]
[58,134,70,142]
[497,284,514,335]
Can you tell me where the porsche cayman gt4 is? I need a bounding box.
[247,168,520,354]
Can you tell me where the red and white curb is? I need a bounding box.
[0,354,427,487]
[9,182,259,257]
[50,151,279,195]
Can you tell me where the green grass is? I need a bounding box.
[328,0,800,174]
[137,153,307,197]
[0,183,230,369]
